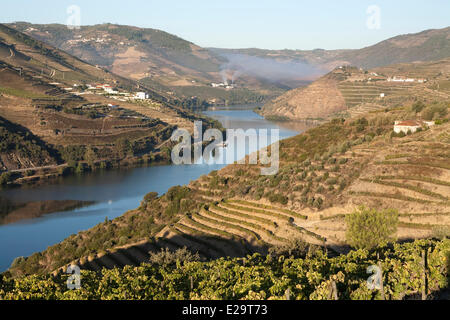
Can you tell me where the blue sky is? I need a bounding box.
[1,0,449,50]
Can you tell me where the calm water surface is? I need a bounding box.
[0,107,304,271]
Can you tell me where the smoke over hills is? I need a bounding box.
[218,53,326,85]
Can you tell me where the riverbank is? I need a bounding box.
[1,151,171,189]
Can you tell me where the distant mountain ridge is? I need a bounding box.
[8,23,450,106]
[8,22,285,105]
[10,22,233,84]
[212,26,450,70]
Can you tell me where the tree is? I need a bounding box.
[0,172,12,185]
[345,206,398,250]
[114,138,132,158]
[84,146,96,167]
[140,191,158,210]
[411,101,426,113]
[10,256,26,268]
[421,103,448,121]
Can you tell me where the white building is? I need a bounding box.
[394,120,435,134]
[135,92,149,100]
[394,120,422,134]
[105,87,119,94]
[387,76,427,83]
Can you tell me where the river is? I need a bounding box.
[0,107,307,272]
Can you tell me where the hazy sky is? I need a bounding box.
[1,0,449,50]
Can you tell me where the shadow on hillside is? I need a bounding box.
[74,232,355,274]
[0,115,62,164]
[76,234,271,272]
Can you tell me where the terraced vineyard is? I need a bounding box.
[317,124,450,242]
[55,198,337,274]
[337,82,414,108]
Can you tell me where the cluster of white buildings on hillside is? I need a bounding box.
[60,82,150,101]
[66,34,120,45]
[387,76,428,83]
[211,82,235,89]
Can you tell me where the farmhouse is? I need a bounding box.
[394,120,435,134]
[96,84,112,90]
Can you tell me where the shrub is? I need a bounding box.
[164,186,191,216]
[75,162,87,174]
[422,103,448,121]
[411,101,426,113]
[331,165,340,172]
[313,197,323,209]
[140,191,158,210]
[391,131,406,138]
[144,192,158,202]
[118,236,128,245]
[0,172,12,185]
[432,225,450,240]
[266,193,288,205]
[345,206,398,250]
[364,135,373,142]
[148,247,200,265]
[10,256,26,268]
[268,239,314,258]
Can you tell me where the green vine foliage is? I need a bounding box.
[0,239,448,300]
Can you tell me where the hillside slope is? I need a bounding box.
[10,22,222,82]
[7,98,449,277]
[261,71,347,120]
[340,27,450,69]
[0,23,216,179]
[261,58,450,121]
[0,115,59,171]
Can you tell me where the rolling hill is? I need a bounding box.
[9,22,283,106]
[260,58,450,121]
[0,23,217,182]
